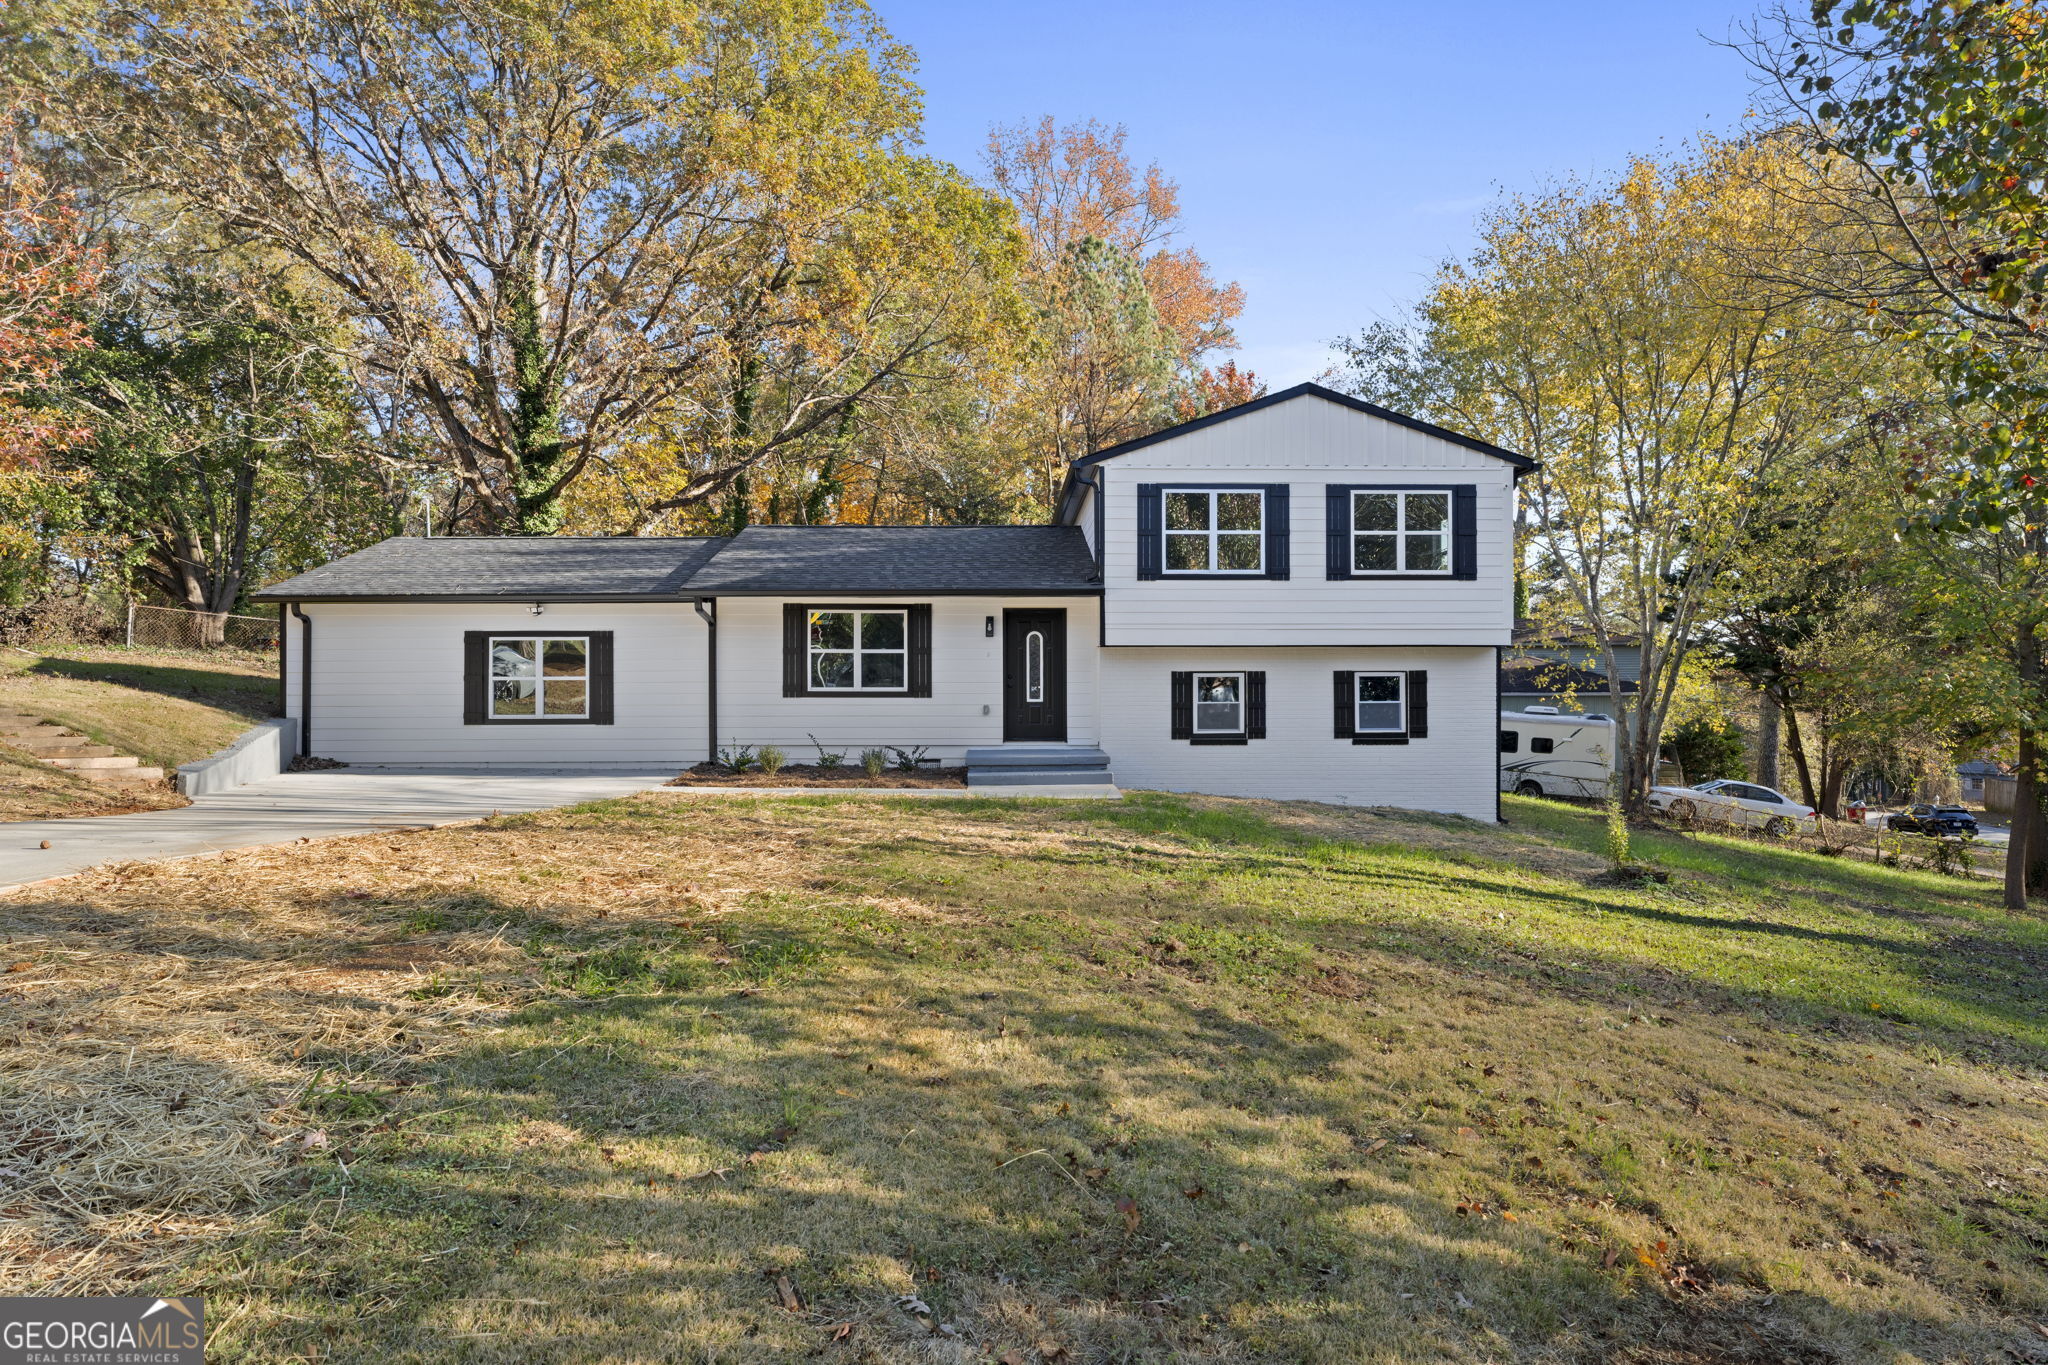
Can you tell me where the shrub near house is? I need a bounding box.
[255,385,1532,816]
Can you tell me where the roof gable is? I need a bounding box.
[1069,382,1536,474]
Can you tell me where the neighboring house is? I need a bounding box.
[1957,759,2006,803]
[1499,626,1642,718]
[253,383,1533,821]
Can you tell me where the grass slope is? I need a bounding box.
[0,646,274,817]
[1,793,2043,1364]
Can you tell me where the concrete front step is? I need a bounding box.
[966,766,1117,786]
[963,745,1110,769]
[20,741,115,758]
[74,765,165,784]
[43,754,141,770]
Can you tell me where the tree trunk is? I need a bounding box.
[508,285,570,535]
[1756,689,1781,790]
[2006,729,2038,911]
[1783,706,1820,810]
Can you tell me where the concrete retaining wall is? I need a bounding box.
[177,717,296,798]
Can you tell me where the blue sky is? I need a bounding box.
[881,0,1765,385]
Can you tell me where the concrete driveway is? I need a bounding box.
[0,767,679,892]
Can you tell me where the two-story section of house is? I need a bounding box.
[254,384,1532,821]
[1056,384,1529,818]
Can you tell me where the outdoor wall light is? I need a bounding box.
[529,602,545,616]
[985,615,996,637]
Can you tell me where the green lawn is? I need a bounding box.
[2,792,2043,1363]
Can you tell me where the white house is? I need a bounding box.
[253,384,1534,821]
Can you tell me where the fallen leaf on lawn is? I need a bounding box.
[1182,1184,1205,1199]
[1602,1247,1621,1270]
[772,1273,803,1312]
[1362,1138,1389,1156]
[1455,1291,1474,1309]
[5,962,31,973]
[1457,1126,1479,1139]
[1038,1342,1071,1363]
[1115,1195,1140,1233]
[895,1293,931,1316]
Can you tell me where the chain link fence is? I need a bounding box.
[125,603,282,651]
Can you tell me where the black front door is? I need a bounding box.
[1002,609,1067,742]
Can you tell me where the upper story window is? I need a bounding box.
[489,636,589,718]
[1352,490,1451,574]
[1324,484,1473,581]
[809,609,906,691]
[1165,489,1264,573]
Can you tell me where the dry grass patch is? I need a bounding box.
[0,792,2043,1363]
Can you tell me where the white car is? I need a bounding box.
[1647,779,1818,835]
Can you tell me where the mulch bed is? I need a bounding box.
[668,763,968,789]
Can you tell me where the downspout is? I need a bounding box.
[1495,643,1504,824]
[276,603,288,720]
[693,597,717,764]
[289,603,312,758]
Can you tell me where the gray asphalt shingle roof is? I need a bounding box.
[252,525,1101,600]
[679,525,1099,594]
[251,537,728,601]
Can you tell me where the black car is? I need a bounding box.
[1886,804,1980,836]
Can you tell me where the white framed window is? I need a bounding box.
[1352,490,1451,574]
[1354,672,1405,733]
[808,609,907,691]
[1165,489,1264,574]
[1194,672,1246,734]
[1025,630,1045,703]
[489,636,589,719]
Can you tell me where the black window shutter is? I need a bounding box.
[1170,670,1193,739]
[1452,485,1478,580]
[463,631,489,724]
[588,631,615,724]
[1332,671,1355,739]
[1136,484,1164,580]
[1246,671,1266,738]
[1264,485,1290,580]
[1407,670,1429,738]
[908,605,933,697]
[1325,486,1351,580]
[782,604,807,696]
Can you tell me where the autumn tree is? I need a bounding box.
[24,0,1018,534]
[1332,140,1882,810]
[1746,0,2048,903]
[63,265,392,641]
[985,117,1252,509]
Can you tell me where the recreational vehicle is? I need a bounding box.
[1499,706,1615,799]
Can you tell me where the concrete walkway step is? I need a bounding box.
[20,742,116,759]
[44,754,140,770]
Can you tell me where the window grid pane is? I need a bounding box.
[1354,673,1404,732]
[808,610,908,690]
[1194,673,1245,733]
[490,636,589,718]
[1163,490,1263,574]
[1352,491,1452,573]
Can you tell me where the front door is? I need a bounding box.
[1002,609,1066,742]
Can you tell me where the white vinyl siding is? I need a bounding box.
[284,603,702,766]
[1101,646,1497,820]
[1098,396,1515,645]
[716,596,1100,760]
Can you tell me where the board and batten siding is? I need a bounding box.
[283,602,704,767]
[1099,646,1499,820]
[1096,396,1516,646]
[714,596,1100,760]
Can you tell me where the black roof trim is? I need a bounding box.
[1068,382,1537,473]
